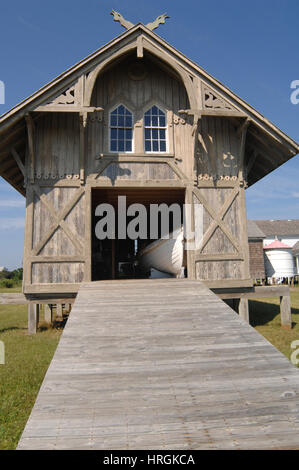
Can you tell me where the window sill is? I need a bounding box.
[96,153,175,159]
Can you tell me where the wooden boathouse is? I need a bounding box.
[2,13,299,451]
[0,17,298,322]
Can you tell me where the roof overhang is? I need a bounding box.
[0,24,298,196]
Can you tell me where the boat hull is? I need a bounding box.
[138,227,184,275]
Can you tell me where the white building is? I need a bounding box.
[253,220,299,280]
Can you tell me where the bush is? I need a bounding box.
[0,278,14,288]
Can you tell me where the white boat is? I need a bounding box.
[138,226,184,276]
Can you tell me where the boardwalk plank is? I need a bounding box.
[17,279,299,450]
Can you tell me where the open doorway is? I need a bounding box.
[91,188,186,280]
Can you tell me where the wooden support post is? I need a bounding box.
[44,304,53,324]
[28,304,39,334]
[280,295,292,329]
[79,111,87,184]
[238,298,249,323]
[56,304,63,320]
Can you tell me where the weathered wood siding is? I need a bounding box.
[24,184,86,292]
[88,57,193,179]
[197,117,240,179]
[34,113,80,180]
[23,52,251,293]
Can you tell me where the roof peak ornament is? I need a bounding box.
[110,10,170,31]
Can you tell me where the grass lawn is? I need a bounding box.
[0,289,62,450]
[0,285,299,450]
[250,287,299,361]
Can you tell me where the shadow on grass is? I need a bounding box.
[249,300,299,327]
[0,326,24,333]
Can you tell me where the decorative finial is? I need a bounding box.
[110,10,134,30]
[146,13,170,31]
[110,10,170,31]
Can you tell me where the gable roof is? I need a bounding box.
[247,220,266,239]
[0,23,298,196]
[292,241,299,256]
[255,219,299,237]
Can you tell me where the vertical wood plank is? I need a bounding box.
[280,295,292,329]
[28,304,39,334]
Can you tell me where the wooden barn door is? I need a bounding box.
[190,183,250,287]
[23,184,88,294]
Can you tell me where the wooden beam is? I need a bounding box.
[11,146,25,177]
[238,118,250,180]
[179,108,247,118]
[0,294,76,305]
[137,35,143,58]
[34,105,103,113]
[245,148,258,179]
[214,285,290,299]
[25,113,35,183]
[79,111,87,184]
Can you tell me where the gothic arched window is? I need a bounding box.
[109,105,133,152]
[144,106,167,153]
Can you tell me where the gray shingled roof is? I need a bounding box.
[293,241,299,255]
[254,220,299,237]
[247,220,266,239]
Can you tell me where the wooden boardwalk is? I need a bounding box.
[18,280,299,450]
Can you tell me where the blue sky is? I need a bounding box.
[0,0,298,269]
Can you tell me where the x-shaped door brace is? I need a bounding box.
[192,186,242,255]
[32,186,85,256]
